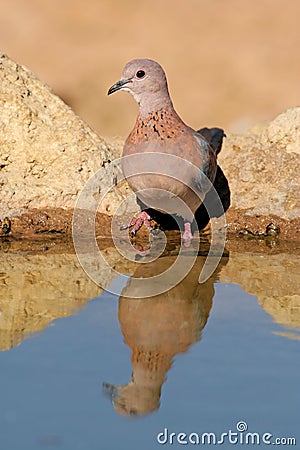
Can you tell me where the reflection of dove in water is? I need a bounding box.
[103,255,228,416]
[108,59,227,246]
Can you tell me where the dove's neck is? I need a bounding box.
[137,91,175,119]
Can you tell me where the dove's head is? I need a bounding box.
[108,58,173,115]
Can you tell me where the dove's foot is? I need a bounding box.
[183,221,193,247]
[120,211,152,237]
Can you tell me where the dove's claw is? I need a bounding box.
[121,211,152,236]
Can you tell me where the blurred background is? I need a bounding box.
[1,0,299,137]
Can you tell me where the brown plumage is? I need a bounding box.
[108,59,219,244]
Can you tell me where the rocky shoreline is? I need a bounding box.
[0,53,299,241]
[1,206,298,242]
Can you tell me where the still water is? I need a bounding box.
[0,237,299,449]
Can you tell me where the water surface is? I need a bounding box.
[0,237,299,449]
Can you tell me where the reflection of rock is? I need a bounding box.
[0,246,102,351]
[2,236,299,357]
[1,238,196,351]
[219,251,300,333]
[104,256,227,416]
[0,237,152,351]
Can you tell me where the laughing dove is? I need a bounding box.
[108,59,225,245]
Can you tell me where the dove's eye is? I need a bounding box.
[136,70,146,79]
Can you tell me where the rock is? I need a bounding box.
[0,53,299,240]
[218,107,300,222]
[264,108,300,154]
[0,53,131,221]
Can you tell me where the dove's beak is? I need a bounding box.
[107,78,132,95]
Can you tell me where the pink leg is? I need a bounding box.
[120,211,152,236]
[183,221,193,247]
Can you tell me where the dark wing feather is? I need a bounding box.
[197,127,226,155]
